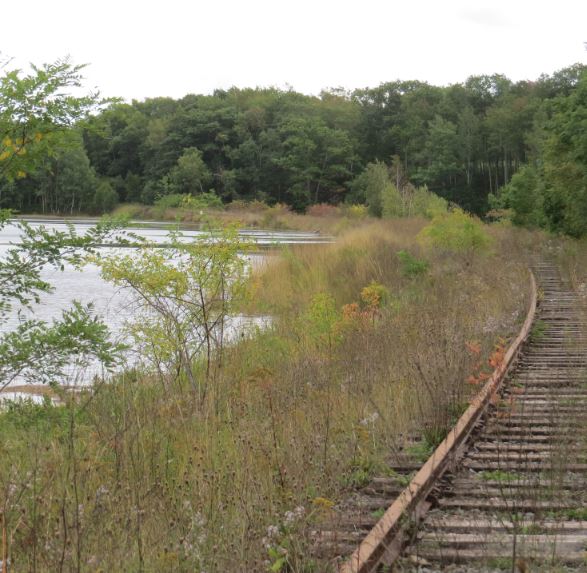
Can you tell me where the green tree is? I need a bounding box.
[351,161,389,217]
[490,165,544,227]
[541,74,587,237]
[0,57,107,181]
[167,147,212,195]
[418,209,492,258]
[92,180,119,214]
[34,140,98,214]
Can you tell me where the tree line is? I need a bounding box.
[1,61,586,235]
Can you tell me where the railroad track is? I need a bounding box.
[313,263,587,572]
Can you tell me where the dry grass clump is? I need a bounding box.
[0,217,533,572]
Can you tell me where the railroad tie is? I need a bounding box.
[402,263,587,571]
[313,263,587,572]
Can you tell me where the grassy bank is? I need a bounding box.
[112,201,370,235]
[0,215,538,572]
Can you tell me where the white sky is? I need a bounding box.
[3,0,586,102]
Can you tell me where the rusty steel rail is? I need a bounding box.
[340,270,538,573]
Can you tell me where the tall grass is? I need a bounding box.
[0,218,533,572]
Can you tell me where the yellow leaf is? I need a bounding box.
[16,171,27,179]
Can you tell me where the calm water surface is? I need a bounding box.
[0,221,329,396]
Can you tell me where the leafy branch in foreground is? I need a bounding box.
[0,302,127,392]
[0,209,131,317]
[0,211,129,390]
[0,56,112,181]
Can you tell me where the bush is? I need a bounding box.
[397,250,429,277]
[154,192,224,212]
[342,204,368,219]
[154,193,185,210]
[182,191,224,210]
[418,209,492,256]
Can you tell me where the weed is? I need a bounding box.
[480,470,519,482]
[397,249,429,278]
[529,319,548,342]
[549,508,587,521]
[406,440,434,463]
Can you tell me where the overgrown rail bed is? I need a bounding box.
[315,262,587,572]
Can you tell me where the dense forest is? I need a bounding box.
[1,63,586,235]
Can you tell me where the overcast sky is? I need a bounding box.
[3,0,586,102]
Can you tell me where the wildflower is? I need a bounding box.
[266,524,279,538]
[293,505,305,519]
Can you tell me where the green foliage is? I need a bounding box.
[350,158,447,220]
[490,165,544,227]
[302,292,341,351]
[0,395,69,432]
[411,185,449,218]
[342,204,368,219]
[2,63,586,222]
[541,73,587,237]
[480,470,519,482]
[92,179,119,214]
[182,191,224,210]
[489,71,587,237]
[0,302,126,388]
[167,147,212,195]
[360,281,390,309]
[418,209,492,255]
[97,227,250,397]
[405,440,434,462]
[154,192,223,214]
[381,181,404,218]
[397,250,429,277]
[350,160,388,217]
[529,319,549,342]
[0,213,127,391]
[0,57,109,182]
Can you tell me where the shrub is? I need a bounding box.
[182,191,224,210]
[418,209,492,256]
[342,204,368,219]
[397,250,429,277]
[154,193,185,210]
